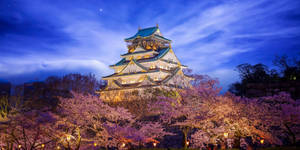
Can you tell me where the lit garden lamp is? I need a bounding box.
[41,144,45,148]
[18,145,22,149]
[57,146,61,150]
[94,143,97,147]
[121,143,126,148]
[224,132,229,138]
[153,142,157,147]
[66,135,71,141]
[223,132,229,149]
[260,139,264,144]
[186,141,190,146]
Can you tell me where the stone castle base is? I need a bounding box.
[98,85,180,102]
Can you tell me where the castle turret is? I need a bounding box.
[99,26,193,101]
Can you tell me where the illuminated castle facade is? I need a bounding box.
[99,25,192,101]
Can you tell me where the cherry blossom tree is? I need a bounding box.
[0,110,59,150]
[187,95,281,149]
[56,92,132,149]
[57,92,170,149]
[1,92,170,150]
[257,92,300,145]
[185,92,300,149]
[148,74,289,149]
[148,74,221,149]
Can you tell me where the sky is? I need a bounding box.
[0,0,300,92]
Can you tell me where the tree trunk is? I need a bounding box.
[182,127,189,149]
[213,145,218,150]
[182,131,187,149]
[285,123,296,145]
[221,142,226,149]
[247,145,253,150]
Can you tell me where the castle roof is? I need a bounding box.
[102,68,171,79]
[120,50,158,57]
[125,27,171,41]
[101,67,190,91]
[110,48,170,67]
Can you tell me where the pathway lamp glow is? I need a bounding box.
[224,132,229,138]
[186,141,190,146]
[153,142,157,147]
[66,135,71,141]
[121,143,126,148]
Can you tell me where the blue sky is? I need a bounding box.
[1,0,300,92]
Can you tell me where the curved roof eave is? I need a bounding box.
[110,47,170,67]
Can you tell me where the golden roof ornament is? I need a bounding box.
[152,45,157,50]
[146,44,151,50]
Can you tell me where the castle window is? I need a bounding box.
[138,77,144,82]
[150,64,156,69]
[129,48,135,53]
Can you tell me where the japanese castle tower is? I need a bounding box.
[99,25,192,101]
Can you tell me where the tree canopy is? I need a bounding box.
[229,55,300,99]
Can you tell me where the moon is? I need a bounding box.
[99,8,103,12]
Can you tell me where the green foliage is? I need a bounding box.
[0,96,9,120]
[144,88,180,99]
[229,55,300,99]
[162,90,180,99]
[132,90,139,96]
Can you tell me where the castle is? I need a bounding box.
[99,25,192,101]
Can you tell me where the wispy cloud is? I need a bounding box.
[162,0,300,91]
[0,57,108,76]
[165,0,300,71]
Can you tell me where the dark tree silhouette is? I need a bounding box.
[46,73,104,95]
[273,55,300,81]
[229,55,300,99]
[17,73,105,110]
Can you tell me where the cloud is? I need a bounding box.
[232,27,300,38]
[162,0,300,72]
[206,68,240,93]
[0,0,130,78]
[0,57,109,76]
